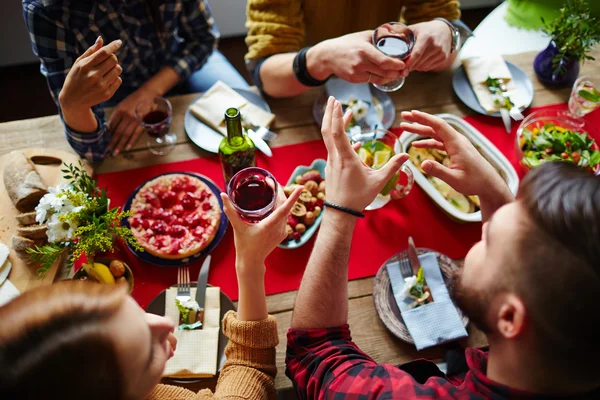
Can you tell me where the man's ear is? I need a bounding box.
[496,294,527,339]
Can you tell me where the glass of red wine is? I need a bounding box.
[371,22,415,92]
[134,97,177,155]
[227,167,278,223]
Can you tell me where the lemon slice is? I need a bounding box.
[372,150,391,170]
[358,147,374,167]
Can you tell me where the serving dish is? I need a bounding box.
[278,159,326,250]
[400,114,519,223]
[73,257,134,293]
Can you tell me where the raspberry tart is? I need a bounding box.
[129,174,221,259]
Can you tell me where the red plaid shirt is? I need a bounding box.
[286,325,600,399]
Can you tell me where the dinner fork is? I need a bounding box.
[260,129,277,142]
[398,257,414,279]
[176,266,191,303]
[508,106,524,121]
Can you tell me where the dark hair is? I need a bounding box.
[516,162,600,381]
[0,281,128,399]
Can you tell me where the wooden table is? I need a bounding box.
[1,51,598,395]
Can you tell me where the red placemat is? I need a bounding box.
[96,103,600,308]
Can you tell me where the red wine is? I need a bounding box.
[143,110,169,137]
[232,176,274,211]
[377,36,410,59]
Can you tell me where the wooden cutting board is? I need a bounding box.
[0,148,92,293]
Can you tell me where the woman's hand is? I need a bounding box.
[308,31,406,85]
[322,97,409,211]
[220,184,303,274]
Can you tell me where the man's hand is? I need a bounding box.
[58,37,123,133]
[323,96,409,211]
[220,183,303,273]
[405,20,454,73]
[400,110,514,220]
[108,87,156,155]
[309,31,406,85]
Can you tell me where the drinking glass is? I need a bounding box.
[568,75,600,118]
[371,22,415,92]
[227,167,278,223]
[134,97,177,155]
[353,129,414,210]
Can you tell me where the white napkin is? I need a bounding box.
[0,280,20,307]
[462,55,528,113]
[163,286,220,378]
[387,253,468,350]
[189,81,275,136]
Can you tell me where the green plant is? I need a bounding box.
[27,162,143,278]
[542,0,600,76]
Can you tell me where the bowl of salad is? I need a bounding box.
[516,109,600,174]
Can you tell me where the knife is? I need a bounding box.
[247,129,273,157]
[407,236,421,276]
[196,255,211,327]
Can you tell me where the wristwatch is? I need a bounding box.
[434,18,461,53]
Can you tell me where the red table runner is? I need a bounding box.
[96,103,599,308]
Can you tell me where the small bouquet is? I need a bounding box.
[342,96,371,135]
[400,267,434,309]
[175,299,203,330]
[28,162,142,278]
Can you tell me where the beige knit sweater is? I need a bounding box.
[148,311,279,400]
[245,0,461,60]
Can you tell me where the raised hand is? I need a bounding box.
[310,31,406,85]
[323,97,409,211]
[400,110,513,219]
[220,184,303,269]
[58,37,123,111]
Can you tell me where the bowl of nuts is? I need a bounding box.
[73,257,134,293]
[279,159,326,249]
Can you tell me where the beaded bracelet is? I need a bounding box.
[323,202,365,219]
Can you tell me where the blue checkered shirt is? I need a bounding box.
[23,0,218,161]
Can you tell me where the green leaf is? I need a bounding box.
[578,88,600,102]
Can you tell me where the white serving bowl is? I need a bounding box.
[400,114,519,223]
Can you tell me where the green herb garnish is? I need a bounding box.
[578,88,600,103]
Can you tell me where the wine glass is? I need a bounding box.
[371,22,415,92]
[134,97,177,155]
[227,167,278,223]
[352,129,414,210]
[568,75,600,118]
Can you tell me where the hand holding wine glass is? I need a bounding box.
[404,20,455,73]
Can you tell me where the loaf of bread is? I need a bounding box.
[16,224,47,240]
[15,211,38,226]
[3,151,48,212]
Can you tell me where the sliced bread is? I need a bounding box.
[16,224,47,240]
[15,211,38,226]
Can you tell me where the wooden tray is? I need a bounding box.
[373,248,469,345]
[0,148,91,293]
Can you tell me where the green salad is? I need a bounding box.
[520,123,600,171]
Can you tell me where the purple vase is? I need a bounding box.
[534,41,580,87]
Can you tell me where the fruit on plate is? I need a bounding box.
[76,259,133,291]
[284,170,325,243]
[129,174,221,259]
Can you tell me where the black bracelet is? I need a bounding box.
[293,47,330,87]
[323,202,365,218]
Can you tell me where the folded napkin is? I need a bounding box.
[0,280,20,307]
[462,55,528,113]
[163,286,221,378]
[387,253,468,350]
[189,81,275,136]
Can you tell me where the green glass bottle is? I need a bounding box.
[219,107,256,185]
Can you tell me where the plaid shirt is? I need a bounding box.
[286,325,600,399]
[23,0,218,161]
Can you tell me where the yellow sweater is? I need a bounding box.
[148,311,278,400]
[245,0,461,60]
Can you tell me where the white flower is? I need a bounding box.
[46,213,78,244]
[350,100,369,121]
[36,184,75,224]
[400,276,417,299]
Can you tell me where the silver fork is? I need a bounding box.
[176,266,191,303]
[398,257,414,279]
[260,129,277,142]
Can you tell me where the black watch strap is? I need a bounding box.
[293,47,330,87]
